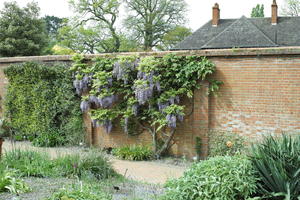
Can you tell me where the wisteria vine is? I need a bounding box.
[70,53,221,157]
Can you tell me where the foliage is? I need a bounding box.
[281,0,300,16]
[209,130,245,157]
[42,15,65,39]
[2,149,116,180]
[46,183,112,200]
[4,62,84,147]
[0,1,47,57]
[124,0,187,50]
[2,149,54,177]
[160,156,259,200]
[57,22,138,53]
[158,26,192,50]
[52,45,75,55]
[251,134,300,199]
[54,152,116,180]
[69,0,121,52]
[71,53,221,157]
[0,169,30,194]
[112,145,153,161]
[251,4,265,18]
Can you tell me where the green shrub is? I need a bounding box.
[251,134,300,199]
[112,145,153,161]
[0,169,30,194]
[160,156,259,200]
[209,130,245,156]
[4,62,84,147]
[2,149,53,177]
[46,183,112,200]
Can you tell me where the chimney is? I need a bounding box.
[272,0,278,25]
[212,3,220,27]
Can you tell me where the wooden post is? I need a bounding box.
[0,137,4,159]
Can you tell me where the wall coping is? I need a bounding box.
[1,46,300,64]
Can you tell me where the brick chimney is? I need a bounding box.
[212,3,220,27]
[272,0,278,25]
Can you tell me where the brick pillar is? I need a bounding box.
[272,0,278,25]
[192,81,209,159]
[212,3,220,27]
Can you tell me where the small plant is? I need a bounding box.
[209,130,245,156]
[251,134,300,199]
[160,156,259,200]
[112,145,153,161]
[46,183,112,200]
[0,169,30,194]
[195,137,201,161]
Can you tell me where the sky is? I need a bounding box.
[0,0,286,31]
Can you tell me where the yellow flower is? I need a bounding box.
[226,141,233,148]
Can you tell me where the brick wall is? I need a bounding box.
[1,47,300,158]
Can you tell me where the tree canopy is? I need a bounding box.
[251,4,265,18]
[0,1,47,57]
[124,0,187,50]
[281,0,300,16]
[69,0,121,52]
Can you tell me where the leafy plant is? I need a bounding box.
[46,182,112,200]
[160,156,259,200]
[209,130,245,157]
[251,134,300,200]
[71,54,221,158]
[112,145,153,161]
[4,62,85,147]
[0,169,31,194]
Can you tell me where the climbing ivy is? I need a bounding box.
[71,53,221,158]
[4,62,85,147]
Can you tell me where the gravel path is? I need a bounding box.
[2,140,187,184]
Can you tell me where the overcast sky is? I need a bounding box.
[0,0,286,31]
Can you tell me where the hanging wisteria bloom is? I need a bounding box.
[113,58,138,84]
[166,114,177,129]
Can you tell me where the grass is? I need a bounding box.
[0,148,163,200]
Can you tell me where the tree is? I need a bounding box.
[69,0,121,52]
[251,4,265,17]
[157,26,192,51]
[281,0,300,16]
[124,0,187,50]
[57,21,139,53]
[42,15,65,39]
[0,1,47,57]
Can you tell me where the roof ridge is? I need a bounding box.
[245,16,277,45]
[201,16,278,48]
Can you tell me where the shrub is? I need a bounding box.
[209,130,245,156]
[2,149,53,177]
[251,134,300,199]
[4,62,84,147]
[46,183,112,200]
[0,169,30,194]
[160,156,259,200]
[112,145,153,161]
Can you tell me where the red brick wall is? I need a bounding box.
[209,56,300,141]
[1,48,300,158]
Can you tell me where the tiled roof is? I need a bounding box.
[172,16,300,50]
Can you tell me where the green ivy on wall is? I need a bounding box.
[4,62,85,147]
[71,53,221,158]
